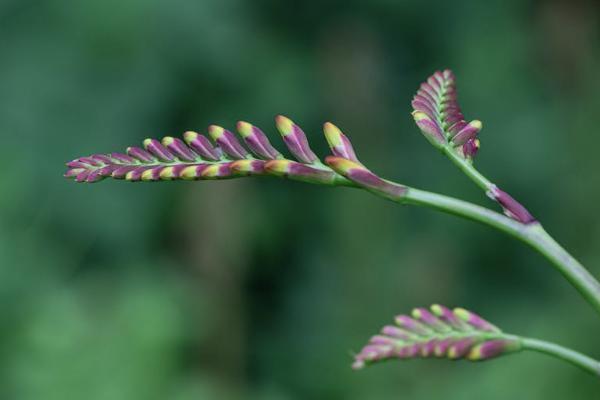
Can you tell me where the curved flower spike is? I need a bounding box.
[412,70,482,160]
[353,304,600,376]
[352,304,521,370]
[412,70,536,225]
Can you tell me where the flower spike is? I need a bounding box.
[352,304,522,370]
[411,70,483,159]
[65,118,361,186]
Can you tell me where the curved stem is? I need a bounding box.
[339,177,600,314]
[520,337,600,376]
[442,147,493,191]
[402,188,600,314]
[434,146,600,314]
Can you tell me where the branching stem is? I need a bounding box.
[337,179,600,315]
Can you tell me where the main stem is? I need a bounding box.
[435,147,600,314]
[520,337,600,376]
[397,188,600,314]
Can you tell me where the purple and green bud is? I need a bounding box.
[323,122,359,162]
[325,157,407,200]
[462,138,480,159]
[275,115,318,164]
[431,304,471,331]
[140,166,166,181]
[143,138,175,162]
[127,146,156,163]
[453,307,500,333]
[412,111,446,147]
[109,152,137,164]
[183,131,221,161]
[451,120,482,146]
[264,159,337,185]
[487,185,536,224]
[162,136,199,162]
[411,308,451,333]
[467,339,521,361]
[208,125,249,159]
[352,304,522,370]
[230,159,266,175]
[236,121,282,160]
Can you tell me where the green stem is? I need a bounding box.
[341,177,600,314]
[442,146,493,191]
[435,146,600,314]
[520,337,600,376]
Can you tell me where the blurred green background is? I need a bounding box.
[1,0,599,398]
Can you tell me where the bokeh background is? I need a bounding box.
[1,0,600,398]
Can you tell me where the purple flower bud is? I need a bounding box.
[140,166,166,181]
[208,125,249,159]
[411,97,437,120]
[77,157,102,167]
[447,338,476,359]
[468,339,521,361]
[369,335,396,345]
[275,115,318,164]
[462,138,480,159]
[162,137,199,162]
[109,152,137,164]
[451,120,482,146]
[183,131,221,161]
[381,325,413,340]
[265,159,337,185]
[488,186,536,224]
[199,163,234,179]
[125,166,153,181]
[393,315,432,335]
[127,146,156,163]
[74,170,90,182]
[411,308,451,333]
[453,308,500,333]
[230,159,266,175]
[179,164,211,180]
[430,304,471,331]
[112,165,139,179]
[143,139,175,162]
[66,160,89,169]
[90,154,113,165]
[412,111,446,147]
[159,164,195,180]
[237,121,282,159]
[325,157,407,200]
[434,339,452,357]
[323,122,359,162]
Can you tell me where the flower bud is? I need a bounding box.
[183,131,221,161]
[451,120,482,146]
[237,121,282,159]
[412,111,446,147]
[208,125,249,159]
[323,122,358,161]
[275,115,318,164]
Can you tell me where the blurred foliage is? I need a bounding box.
[1,0,599,398]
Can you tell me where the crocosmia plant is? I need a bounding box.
[65,70,600,378]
